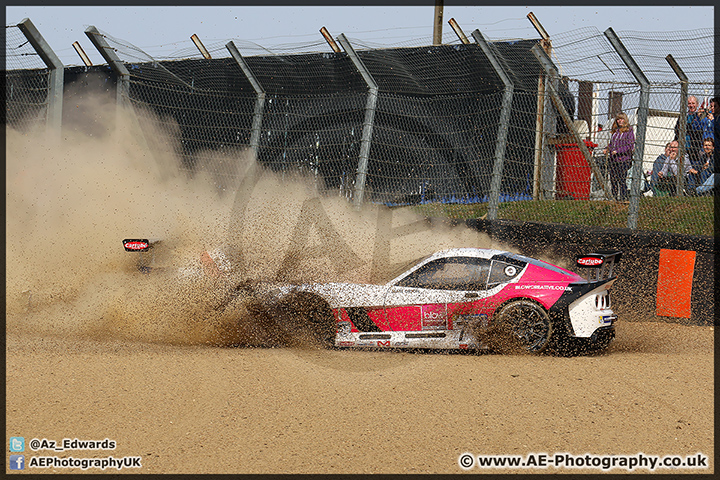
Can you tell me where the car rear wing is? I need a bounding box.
[122,238,162,273]
[575,251,622,282]
[123,239,161,252]
[121,238,226,277]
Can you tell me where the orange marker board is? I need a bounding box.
[656,249,696,318]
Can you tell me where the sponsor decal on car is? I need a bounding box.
[123,241,149,251]
[421,304,447,330]
[515,284,572,291]
[577,256,604,266]
[337,341,355,347]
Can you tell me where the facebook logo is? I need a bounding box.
[9,455,25,470]
[9,437,25,452]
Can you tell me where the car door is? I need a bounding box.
[383,257,492,332]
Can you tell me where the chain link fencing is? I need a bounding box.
[5,23,715,236]
[547,27,714,236]
[4,24,52,132]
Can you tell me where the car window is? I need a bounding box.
[488,260,524,286]
[397,257,491,290]
[500,252,575,277]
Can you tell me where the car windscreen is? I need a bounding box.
[381,253,435,284]
[395,256,491,290]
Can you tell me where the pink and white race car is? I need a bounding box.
[123,241,620,355]
[287,248,620,355]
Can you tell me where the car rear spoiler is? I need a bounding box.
[123,239,161,252]
[575,251,622,281]
[121,238,224,277]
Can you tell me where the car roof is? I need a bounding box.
[422,248,509,261]
[385,248,511,285]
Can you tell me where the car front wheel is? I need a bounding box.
[278,291,336,348]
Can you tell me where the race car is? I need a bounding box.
[123,240,620,355]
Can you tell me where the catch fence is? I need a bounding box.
[5,19,715,236]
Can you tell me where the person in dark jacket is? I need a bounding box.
[714,97,720,141]
[649,142,672,193]
[697,138,714,187]
[674,96,706,193]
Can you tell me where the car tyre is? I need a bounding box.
[279,291,336,348]
[490,299,553,354]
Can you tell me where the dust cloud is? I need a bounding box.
[6,97,505,348]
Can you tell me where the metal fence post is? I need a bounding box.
[226,41,266,158]
[665,54,689,197]
[84,25,166,179]
[471,30,514,220]
[17,18,64,135]
[336,34,379,209]
[527,13,551,200]
[531,44,613,201]
[539,73,558,200]
[604,28,651,230]
[84,26,130,117]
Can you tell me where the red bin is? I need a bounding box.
[555,140,598,200]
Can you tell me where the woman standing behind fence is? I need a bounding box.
[603,112,635,200]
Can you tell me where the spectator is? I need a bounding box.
[695,173,715,195]
[648,142,672,193]
[701,97,715,140]
[697,138,714,186]
[684,137,713,195]
[674,95,705,175]
[603,112,635,200]
[712,97,720,141]
[655,140,691,196]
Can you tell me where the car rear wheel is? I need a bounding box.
[278,291,336,348]
[491,299,553,353]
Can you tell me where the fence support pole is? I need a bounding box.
[337,34,379,209]
[539,72,557,200]
[604,28,651,229]
[471,30,514,220]
[665,54,689,197]
[531,45,613,201]
[527,13,551,200]
[17,18,64,136]
[226,41,266,158]
[85,26,130,128]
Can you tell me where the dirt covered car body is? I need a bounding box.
[291,248,619,355]
[123,241,620,355]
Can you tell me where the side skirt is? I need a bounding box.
[334,330,489,351]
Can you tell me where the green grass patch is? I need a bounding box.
[408,196,714,237]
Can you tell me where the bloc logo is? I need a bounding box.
[9,455,25,470]
[421,304,447,330]
[9,437,24,452]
